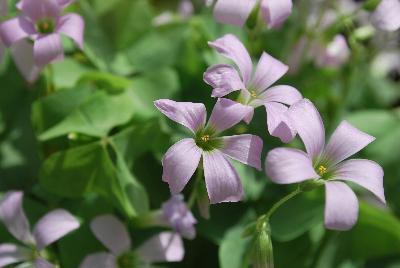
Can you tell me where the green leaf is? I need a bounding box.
[78,71,132,91]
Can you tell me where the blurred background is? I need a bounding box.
[0,0,399,267]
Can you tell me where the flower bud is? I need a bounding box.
[251,222,274,268]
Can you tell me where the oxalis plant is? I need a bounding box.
[0,0,399,268]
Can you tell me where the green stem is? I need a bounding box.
[264,187,303,220]
[187,167,203,209]
[45,64,55,95]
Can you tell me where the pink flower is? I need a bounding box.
[204,34,302,142]
[371,0,400,32]
[266,99,386,231]
[154,98,263,204]
[0,0,84,68]
[0,191,80,268]
[80,215,184,268]
[313,34,350,68]
[211,0,292,28]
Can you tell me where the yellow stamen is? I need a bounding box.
[201,134,210,142]
[250,90,257,98]
[318,165,327,176]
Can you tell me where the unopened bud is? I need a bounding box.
[251,222,274,268]
[246,2,261,29]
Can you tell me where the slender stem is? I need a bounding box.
[45,64,55,95]
[187,167,203,209]
[264,187,303,220]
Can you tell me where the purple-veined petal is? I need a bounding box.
[251,52,288,93]
[33,209,80,250]
[0,17,35,47]
[207,98,252,133]
[204,64,245,98]
[213,0,257,27]
[257,85,302,105]
[79,252,117,268]
[203,150,243,204]
[334,159,385,204]
[56,13,84,49]
[0,244,29,267]
[154,99,206,133]
[162,139,202,194]
[287,99,325,160]
[34,33,64,67]
[21,0,61,22]
[208,34,253,84]
[261,0,292,28]
[0,191,33,244]
[33,257,54,268]
[324,121,375,166]
[220,134,263,170]
[11,39,42,83]
[324,181,359,231]
[265,102,296,143]
[137,232,184,263]
[243,107,254,124]
[90,215,131,256]
[371,0,400,31]
[266,147,319,184]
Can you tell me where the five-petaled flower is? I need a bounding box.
[210,0,293,28]
[204,34,302,142]
[154,98,263,204]
[0,0,84,68]
[266,99,386,230]
[80,214,184,268]
[0,191,80,268]
[371,0,400,32]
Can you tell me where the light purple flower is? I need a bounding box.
[211,0,292,28]
[0,0,84,67]
[80,214,184,268]
[154,98,263,204]
[178,0,194,18]
[204,34,302,142]
[0,191,80,268]
[371,0,400,32]
[161,195,197,239]
[266,99,386,231]
[313,34,350,68]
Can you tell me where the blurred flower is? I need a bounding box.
[211,0,292,28]
[80,215,184,268]
[0,191,80,268]
[313,34,350,68]
[0,0,84,67]
[153,0,194,26]
[266,99,386,231]
[204,34,302,142]
[178,0,194,19]
[154,98,263,204]
[161,195,197,239]
[371,0,400,31]
[371,50,400,78]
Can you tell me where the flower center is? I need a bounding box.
[36,18,55,34]
[250,90,257,98]
[195,127,222,151]
[317,165,327,176]
[201,134,210,142]
[117,252,140,268]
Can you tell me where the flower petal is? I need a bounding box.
[208,34,253,84]
[261,0,293,28]
[324,121,375,166]
[213,0,257,27]
[56,13,84,49]
[90,215,131,256]
[162,139,202,194]
[33,257,54,268]
[0,17,35,47]
[371,0,400,31]
[265,102,296,143]
[324,181,359,231]
[314,35,350,68]
[138,232,184,263]
[203,150,243,204]
[207,98,252,133]
[33,209,80,250]
[0,244,29,267]
[154,99,206,133]
[287,99,325,160]
[258,85,302,105]
[0,191,33,244]
[334,159,385,204]
[204,64,245,97]
[220,134,263,170]
[266,147,319,184]
[58,0,74,7]
[21,0,61,21]
[79,252,117,268]
[11,40,42,83]
[34,33,64,67]
[251,52,288,93]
